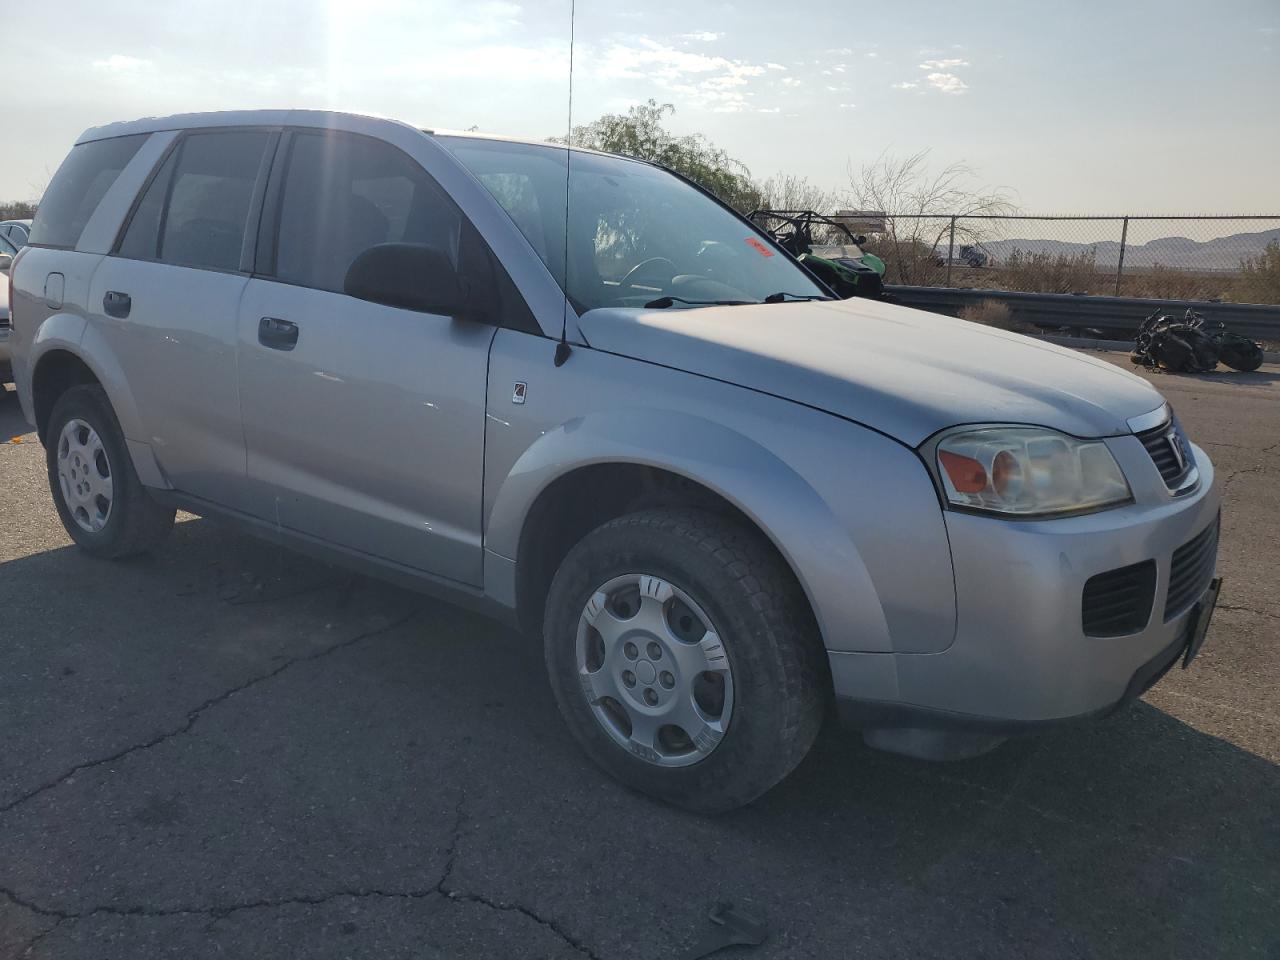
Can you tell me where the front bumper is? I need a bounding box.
[830,437,1221,745]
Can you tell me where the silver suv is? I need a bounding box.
[8,111,1222,811]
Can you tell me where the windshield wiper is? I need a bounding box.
[762,291,830,303]
[643,295,753,309]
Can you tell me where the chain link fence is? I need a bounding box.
[860,215,1280,305]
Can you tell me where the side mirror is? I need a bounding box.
[343,243,469,317]
[0,253,12,273]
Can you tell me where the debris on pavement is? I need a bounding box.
[683,902,769,959]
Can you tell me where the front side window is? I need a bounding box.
[273,131,462,293]
[440,136,829,312]
[29,135,148,249]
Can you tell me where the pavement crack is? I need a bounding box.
[438,888,604,960]
[3,884,439,923]
[0,607,423,817]
[434,795,602,960]
[435,794,467,895]
[1223,463,1267,490]
[1216,602,1280,621]
[5,880,603,958]
[15,916,64,958]
[222,577,348,607]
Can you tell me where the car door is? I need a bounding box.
[90,128,276,509]
[236,129,496,585]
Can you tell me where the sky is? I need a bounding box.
[5,0,1278,215]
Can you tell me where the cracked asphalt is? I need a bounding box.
[1,356,1277,960]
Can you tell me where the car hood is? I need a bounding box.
[576,297,1163,446]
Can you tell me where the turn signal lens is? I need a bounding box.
[938,450,987,493]
[933,426,1131,516]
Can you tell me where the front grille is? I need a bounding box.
[1165,519,1219,620]
[1136,421,1193,489]
[1082,560,1157,637]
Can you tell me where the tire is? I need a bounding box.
[543,508,827,813]
[1219,343,1263,373]
[45,384,175,558]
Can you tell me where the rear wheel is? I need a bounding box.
[543,508,827,812]
[46,385,174,558]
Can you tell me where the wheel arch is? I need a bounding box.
[32,348,103,444]
[486,409,892,654]
[29,333,167,489]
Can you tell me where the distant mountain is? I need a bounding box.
[980,227,1280,271]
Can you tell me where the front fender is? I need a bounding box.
[485,406,896,655]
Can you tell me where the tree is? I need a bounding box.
[0,200,37,220]
[757,174,837,216]
[558,100,764,213]
[846,150,1016,285]
[1236,240,1280,306]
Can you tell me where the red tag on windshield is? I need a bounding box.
[745,237,775,257]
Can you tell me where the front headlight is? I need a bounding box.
[931,426,1131,517]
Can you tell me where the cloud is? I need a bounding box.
[679,31,722,42]
[866,51,879,58]
[839,102,856,109]
[919,58,970,70]
[765,62,786,70]
[91,54,152,71]
[453,1,522,36]
[891,81,918,90]
[925,72,968,94]
[780,76,802,87]
[390,42,568,83]
[595,38,770,112]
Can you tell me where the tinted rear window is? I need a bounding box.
[29,135,148,249]
[119,130,270,271]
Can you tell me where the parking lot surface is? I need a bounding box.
[1,357,1277,960]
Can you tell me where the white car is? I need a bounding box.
[0,232,16,385]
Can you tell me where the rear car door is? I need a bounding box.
[90,128,276,508]
[236,129,496,585]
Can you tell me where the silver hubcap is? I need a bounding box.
[576,574,734,768]
[56,418,113,533]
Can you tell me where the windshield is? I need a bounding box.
[439,136,828,312]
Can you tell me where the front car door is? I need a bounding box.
[236,128,498,585]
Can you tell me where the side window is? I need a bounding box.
[273,132,462,293]
[29,134,148,249]
[120,131,269,271]
[118,148,178,261]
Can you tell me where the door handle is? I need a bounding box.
[103,290,131,319]
[258,316,299,351]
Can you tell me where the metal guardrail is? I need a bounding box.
[885,286,1280,342]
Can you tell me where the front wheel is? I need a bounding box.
[543,509,827,812]
[46,385,175,558]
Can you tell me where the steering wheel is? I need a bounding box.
[618,257,678,295]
